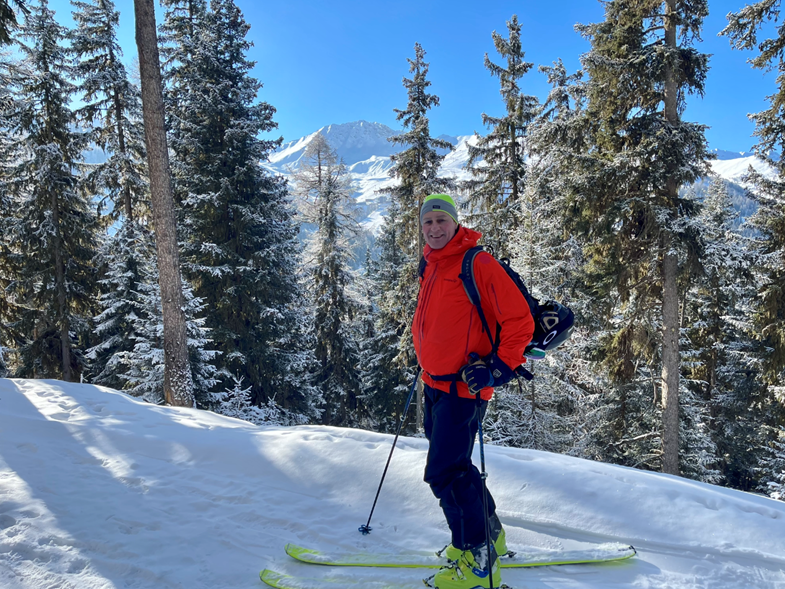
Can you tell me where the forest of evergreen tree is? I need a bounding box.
[0,0,783,501]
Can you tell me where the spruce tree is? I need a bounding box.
[162,0,317,418]
[354,248,383,430]
[0,56,25,373]
[71,0,152,388]
[378,43,452,426]
[679,180,747,484]
[388,42,454,258]
[722,1,785,494]
[360,209,419,433]
[71,0,147,223]
[117,248,219,407]
[293,133,361,426]
[1,0,98,381]
[0,0,25,45]
[568,0,712,474]
[87,220,152,390]
[485,58,585,455]
[721,1,785,393]
[464,14,539,258]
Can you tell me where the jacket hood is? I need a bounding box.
[423,226,482,262]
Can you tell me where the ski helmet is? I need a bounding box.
[529,300,574,353]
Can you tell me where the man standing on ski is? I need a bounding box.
[413,194,535,589]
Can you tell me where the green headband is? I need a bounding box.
[420,194,458,224]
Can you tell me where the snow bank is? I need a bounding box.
[1,378,783,589]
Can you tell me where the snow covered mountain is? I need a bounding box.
[267,121,473,234]
[710,155,776,185]
[269,120,776,235]
[270,121,401,170]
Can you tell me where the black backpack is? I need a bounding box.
[418,246,575,379]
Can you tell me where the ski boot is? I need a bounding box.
[438,514,507,562]
[430,542,501,589]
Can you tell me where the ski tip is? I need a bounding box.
[285,543,316,562]
[260,569,287,589]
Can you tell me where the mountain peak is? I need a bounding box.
[711,148,756,161]
[271,120,400,168]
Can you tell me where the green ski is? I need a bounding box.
[261,569,415,589]
[283,541,636,569]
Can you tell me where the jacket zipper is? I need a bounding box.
[417,262,439,344]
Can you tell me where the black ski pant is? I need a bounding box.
[423,383,497,551]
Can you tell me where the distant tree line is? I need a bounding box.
[0,0,782,501]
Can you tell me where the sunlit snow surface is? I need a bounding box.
[1,378,784,589]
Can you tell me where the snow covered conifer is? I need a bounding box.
[118,252,219,407]
[1,0,98,381]
[722,1,785,392]
[292,133,362,426]
[377,44,453,426]
[484,58,587,455]
[388,42,454,258]
[0,55,27,373]
[71,0,147,223]
[72,0,152,389]
[214,374,253,418]
[680,178,760,485]
[567,0,712,475]
[87,220,153,390]
[162,0,315,418]
[464,14,539,258]
[359,210,419,433]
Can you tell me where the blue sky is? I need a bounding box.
[47,0,777,152]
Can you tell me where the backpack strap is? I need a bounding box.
[459,246,498,352]
[417,255,427,280]
[425,372,460,395]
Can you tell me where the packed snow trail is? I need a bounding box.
[1,378,784,588]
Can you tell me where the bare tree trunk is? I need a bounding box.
[107,43,133,222]
[661,0,681,476]
[134,0,193,407]
[51,190,72,382]
[114,90,132,222]
[661,233,680,475]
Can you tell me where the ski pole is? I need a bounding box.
[359,367,421,535]
[476,395,495,589]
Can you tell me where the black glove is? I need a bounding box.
[485,354,517,388]
[460,354,494,395]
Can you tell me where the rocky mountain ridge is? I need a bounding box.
[267,120,775,235]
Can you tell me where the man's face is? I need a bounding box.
[421,211,458,250]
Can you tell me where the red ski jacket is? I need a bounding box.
[412,226,535,400]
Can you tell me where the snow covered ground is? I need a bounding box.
[2,378,784,589]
